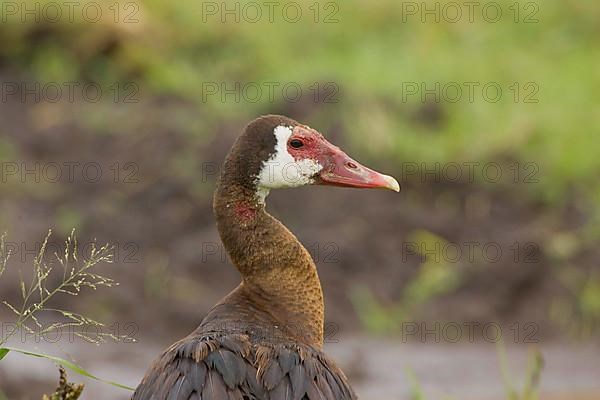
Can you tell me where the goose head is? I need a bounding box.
[222,115,399,203]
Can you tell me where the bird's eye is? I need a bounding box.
[289,139,304,149]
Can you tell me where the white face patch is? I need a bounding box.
[256,125,323,202]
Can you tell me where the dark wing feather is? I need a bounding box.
[305,379,326,400]
[288,364,307,400]
[277,348,298,375]
[204,369,229,400]
[218,349,246,387]
[260,343,356,400]
[270,376,293,400]
[167,376,191,400]
[188,361,208,393]
[314,374,336,399]
[132,333,356,400]
[245,359,266,398]
[132,335,250,400]
[262,360,285,390]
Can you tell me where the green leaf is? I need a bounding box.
[0,347,133,391]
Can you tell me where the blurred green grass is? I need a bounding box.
[1,0,597,208]
[1,0,599,339]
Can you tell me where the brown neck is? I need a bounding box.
[212,177,324,347]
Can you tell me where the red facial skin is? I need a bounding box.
[286,125,400,191]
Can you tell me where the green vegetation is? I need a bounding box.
[407,342,543,400]
[351,230,462,334]
[0,231,133,394]
[551,268,600,340]
[1,0,598,206]
[0,230,122,347]
[497,342,544,400]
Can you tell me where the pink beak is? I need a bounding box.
[314,138,400,192]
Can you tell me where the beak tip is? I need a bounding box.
[384,175,401,192]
